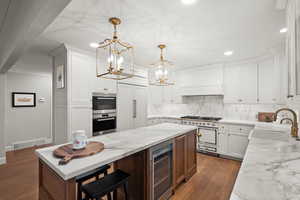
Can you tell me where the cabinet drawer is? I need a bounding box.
[227,125,253,134]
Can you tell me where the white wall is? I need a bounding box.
[5,72,52,148]
[0,73,6,163]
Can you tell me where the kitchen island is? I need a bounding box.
[36,123,197,200]
[230,125,300,200]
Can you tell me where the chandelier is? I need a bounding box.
[95,17,134,80]
[149,44,175,86]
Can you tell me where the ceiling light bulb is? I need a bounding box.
[181,0,197,5]
[224,51,234,56]
[280,28,288,33]
[90,43,100,48]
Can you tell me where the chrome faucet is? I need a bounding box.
[274,108,298,138]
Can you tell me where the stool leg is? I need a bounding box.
[113,189,117,200]
[77,182,82,200]
[123,182,129,200]
[107,192,112,200]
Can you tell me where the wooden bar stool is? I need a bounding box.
[76,165,111,200]
[81,169,130,200]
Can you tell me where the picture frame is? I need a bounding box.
[12,92,36,107]
[56,64,65,89]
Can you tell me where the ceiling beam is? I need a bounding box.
[0,0,71,73]
[275,0,287,10]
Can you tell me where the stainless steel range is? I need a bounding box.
[181,116,222,154]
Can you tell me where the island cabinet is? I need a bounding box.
[37,126,197,200]
[173,130,197,189]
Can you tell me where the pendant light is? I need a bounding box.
[95,17,135,80]
[149,44,175,86]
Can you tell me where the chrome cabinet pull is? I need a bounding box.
[133,99,137,118]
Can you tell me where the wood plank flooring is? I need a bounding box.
[0,146,241,200]
[170,154,241,200]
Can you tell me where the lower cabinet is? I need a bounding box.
[217,124,253,159]
[173,135,187,188]
[227,132,249,159]
[173,130,197,189]
[186,131,197,180]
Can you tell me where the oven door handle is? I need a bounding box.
[96,117,115,122]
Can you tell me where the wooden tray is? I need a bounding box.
[53,141,104,165]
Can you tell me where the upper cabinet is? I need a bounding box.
[224,56,284,104]
[224,62,257,103]
[177,64,224,96]
[258,58,282,104]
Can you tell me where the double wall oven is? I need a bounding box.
[92,93,117,136]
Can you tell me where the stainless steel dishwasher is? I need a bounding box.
[148,140,173,200]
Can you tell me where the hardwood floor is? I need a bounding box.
[170,153,241,200]
[0,146,241,200]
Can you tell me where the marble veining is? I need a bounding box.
[35,123,197,180]
[148,96,294,121]
[230,127,300,200]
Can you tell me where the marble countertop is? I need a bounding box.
[147,115,285,127]
[230,125,300,200]
[35,123,197,180]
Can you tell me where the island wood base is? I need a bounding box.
[39,160,76,200]
[38,130,197,200]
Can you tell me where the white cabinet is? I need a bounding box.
[148,85,163,105]
[117,84,134,130]
[70,51,94,103]
[133,86,148,128]
[239,63,258,103]
[258,58,281,104]
[224,63,257,103]
[217,125,228,155]
[177,64,224,96]
[224,65,242,103]
[218,124,253,159]
[117,83,148,131]
[227,132,249,159]
[224,57,284,104]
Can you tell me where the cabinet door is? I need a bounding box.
[239,63,258,103]
[224,65,240,103]
[70,51,93,102]
[227,132,249,159]
[217,131,228,155]
[258,58,281,103]
[186,130,197,180]
[224,63,257,103]
[173,135,187,188]
[133,86,148,128]
[117,84,134,131]
[148,85,163,105]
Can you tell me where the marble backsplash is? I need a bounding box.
[148,96,290,121]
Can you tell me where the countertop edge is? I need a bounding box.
[36,124,198,180]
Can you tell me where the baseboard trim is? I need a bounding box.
[0,157,6,165]
[5,146,13,152]
[6,137,53,152]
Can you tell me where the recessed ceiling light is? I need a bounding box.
[90,43,99,48]
[181,0,197,5]
[280,28,288,33]
[224,51,234,56]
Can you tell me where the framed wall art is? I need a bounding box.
[12,92,36,107]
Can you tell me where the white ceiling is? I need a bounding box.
[41,0,286,69]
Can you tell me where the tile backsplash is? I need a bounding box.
[148,95,288,121]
